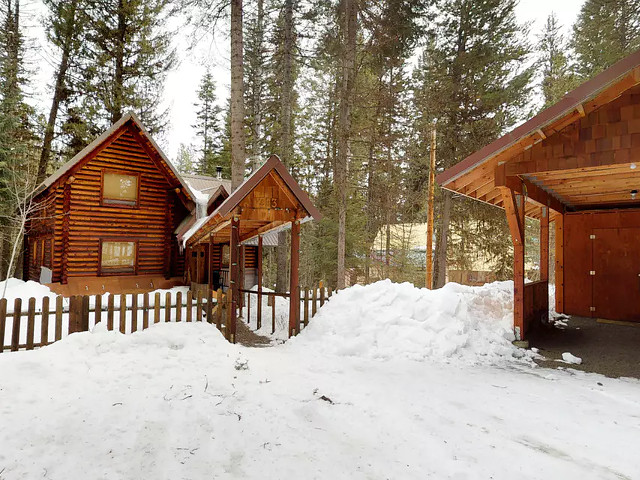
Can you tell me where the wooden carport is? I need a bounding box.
[438,49,640,340]
[181,155,321,342]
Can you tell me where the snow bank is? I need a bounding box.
[290,279,531,364]
[0,278,57,310]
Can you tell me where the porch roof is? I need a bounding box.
[437,48,640,218]
[179,155,321,247]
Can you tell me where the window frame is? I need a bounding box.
[100,169,141,208]
[98,239,139,276]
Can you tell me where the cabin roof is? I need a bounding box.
[436,48,640,218]
[34,112,197,207]
[182,174,232,197]
[180,155,322,247]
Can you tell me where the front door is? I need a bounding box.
[592,228,640,321]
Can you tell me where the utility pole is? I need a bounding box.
[426,126,436,289]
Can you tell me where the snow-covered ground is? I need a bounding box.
[0,280,639,478]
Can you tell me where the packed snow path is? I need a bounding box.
[0,322,638,479]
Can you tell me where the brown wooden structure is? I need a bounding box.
[25,113,196,291]
[438,49,640,339]
[181,155,322,342]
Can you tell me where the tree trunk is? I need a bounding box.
[335,0,357,290]
[112,0,126,124]
[276,0,294,293]
[38,0,78,184]
[230,0,246,191]
[251,0,264,172]
[435,190,451,288]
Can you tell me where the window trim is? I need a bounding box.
[100,169,141,208]
[98,239,139,276]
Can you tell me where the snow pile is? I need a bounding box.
[291,279,530,364]
[0,278,57,310]
[562,352,583,365]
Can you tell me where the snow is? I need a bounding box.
[562,352,583,365]
[0,320,639,479]
[288,279,532,364]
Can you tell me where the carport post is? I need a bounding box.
[540,207,549,281]
[500,187,526,340]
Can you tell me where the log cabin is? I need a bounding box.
[25,113,322,322]
[437,48,640,340]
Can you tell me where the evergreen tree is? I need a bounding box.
[414,0,533,287]
[193,70,225,176]
[538,13,576,109]
[572,0,640,78]
[65,0,176,145]
[173,143,196,174]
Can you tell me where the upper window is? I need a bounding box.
[102,172,138,206]
[101,241,136,273]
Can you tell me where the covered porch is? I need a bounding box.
[180,155,321,343]
[438,50,640,340]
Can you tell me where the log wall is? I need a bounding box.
[28,129,188,283]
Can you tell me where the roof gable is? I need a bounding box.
[35,112,196,209]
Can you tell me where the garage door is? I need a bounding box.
[592,228,640,321]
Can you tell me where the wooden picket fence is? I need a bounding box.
[241,284,334,334]
[0,289,230,353]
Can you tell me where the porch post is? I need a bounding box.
[257,235,263,328]
[500,187,526,340]
[229,214,240,343]
[208,234,213,291]
[555,213,564,313]
[289,219,301,337]
[540,206,549,281]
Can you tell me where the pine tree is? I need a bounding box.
[230,0,246,190]
[415,0,533,287]
[572,0,640,78]
[173,143,196,174]
[538,13,576,109]
[194,70,225,176]
[69,0,176,140]
[244,0,266,170]
[38,0,84,182]
[0,0,39,279]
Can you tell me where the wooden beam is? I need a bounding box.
[289,219,301,337]
[555,214,564,313]
[240,220,288,243]
[257,235,263,326]
[229,214,240,343]
[540,206,549,281]
[500,187,526,339]
[496,165,565,214]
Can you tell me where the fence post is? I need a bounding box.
[312,286,317,316]
[119,294,127,333]
[41,296,50,347]
[143,293,150,329]
[304,287,309,327]
[107,295,115,331]
[0,298,6,352]
[247,291,251,324]
[216,288,223,330]
[55,296,63,340]
[186,291,193,322]
[271,294,276,334]
[320,283,325,307]
[328,286,333,298]
[206,289,213,324]
[176,292,182,322]
[165,292,172,322]
[81,295,90,332]
[11,298,21,351]
[131,294,138,333]
[26,297,36,350]
[94,295,101,326]
[154,293,161,323]
[196,291,203,322]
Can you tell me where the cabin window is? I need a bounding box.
[101,241,136,273]
[102,172,138,206]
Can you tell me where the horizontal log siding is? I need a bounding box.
[27,187,58,282]
[62,131,183,279]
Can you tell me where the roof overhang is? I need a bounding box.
[437,49,640,218]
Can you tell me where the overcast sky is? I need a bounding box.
[25,0,586,161]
